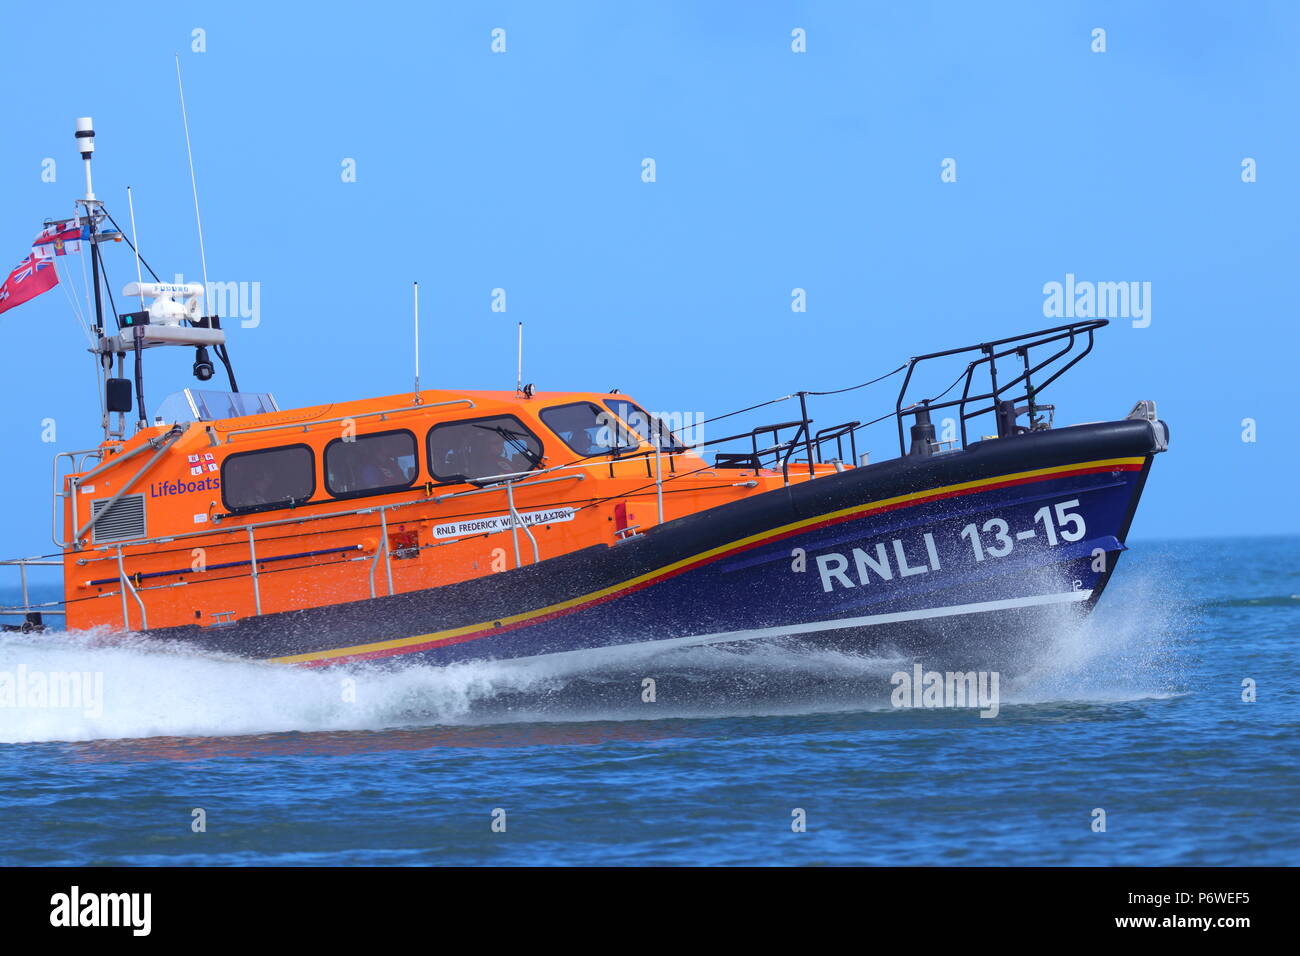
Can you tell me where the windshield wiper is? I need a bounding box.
[472,424,544,471]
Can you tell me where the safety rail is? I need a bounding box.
[710,420,807,472]
[893,319,1108,455]
[433,473,587,567]
[116,545,148,629]
[72,426,185,547]
[0,558,65,631]
[72,454,642,565]
[65,464,605,629]
[812,421,861,465]
[695,413,857,485]
[216,397,477,444]
[51,399,483,550]
[701,319,1109,470]
[14,440,741,631]
[51,445,108,549]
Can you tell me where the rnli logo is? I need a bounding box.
[186,453,218,477]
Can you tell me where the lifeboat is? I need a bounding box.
[2,121,1170,672]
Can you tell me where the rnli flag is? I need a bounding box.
[32,218,89,258]
[0,253,59,316]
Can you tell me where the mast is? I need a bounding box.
[75,117,116,442]
[75,118,102,337]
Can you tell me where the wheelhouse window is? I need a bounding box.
[603,399,685,450]
[221,444,315,513]
[541,402,638,457]
[427,415,544,483]
[325,429,419,499]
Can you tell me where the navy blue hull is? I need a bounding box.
[407,458,1145,669]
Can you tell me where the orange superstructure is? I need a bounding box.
[60,388,837,633]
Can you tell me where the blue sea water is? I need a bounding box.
[0,535,1296,866]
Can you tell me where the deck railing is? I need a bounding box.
[695,319,1109,471]
[891,319,1107,455]
[0,558,65,630]
[64,463,606,629]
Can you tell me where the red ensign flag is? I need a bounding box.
[0,253,59,316]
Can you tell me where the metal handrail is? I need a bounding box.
[219,398,476,443]
[432,471,587,503]
[693,320,1108,469]
[247,527,262,614]
[116,545,148,630]
[69,468,595,564]
[779,422,811,486]
[51,446,109,549]
[72,425,184,547]
[504,480,540,567]
[368,509,394,597]
[893,319,1107,454]
[70,438,149,485]
[71,473,590,577]
[46,422,755,620]
[812,420,860,464]
[0,558,65,621]
[60,470,582,615]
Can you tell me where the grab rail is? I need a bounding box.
[51,446,107,549]
[72,426,185,548]
[893,319,1107,454]
[67,471,593,610]
[219,398,476,443]
[116,545,148,630]
[368,509,394,598]
[695,319,1109,470]
[0,558,66,624]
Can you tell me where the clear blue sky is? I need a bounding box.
[1,0,1297,558]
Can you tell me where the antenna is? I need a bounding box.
[174,55,210,294]
[126,187,145,308]
[413,281,421,403]
[516,321,523,395]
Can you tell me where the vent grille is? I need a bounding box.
[90,493,147,544]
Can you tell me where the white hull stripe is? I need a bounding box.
[504,589,1095,667]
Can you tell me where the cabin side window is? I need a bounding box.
[427,415,545,483]
[603,399,685,450]
[324,429,419,499]
[220,444,315,513]
[541,402,638,457]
